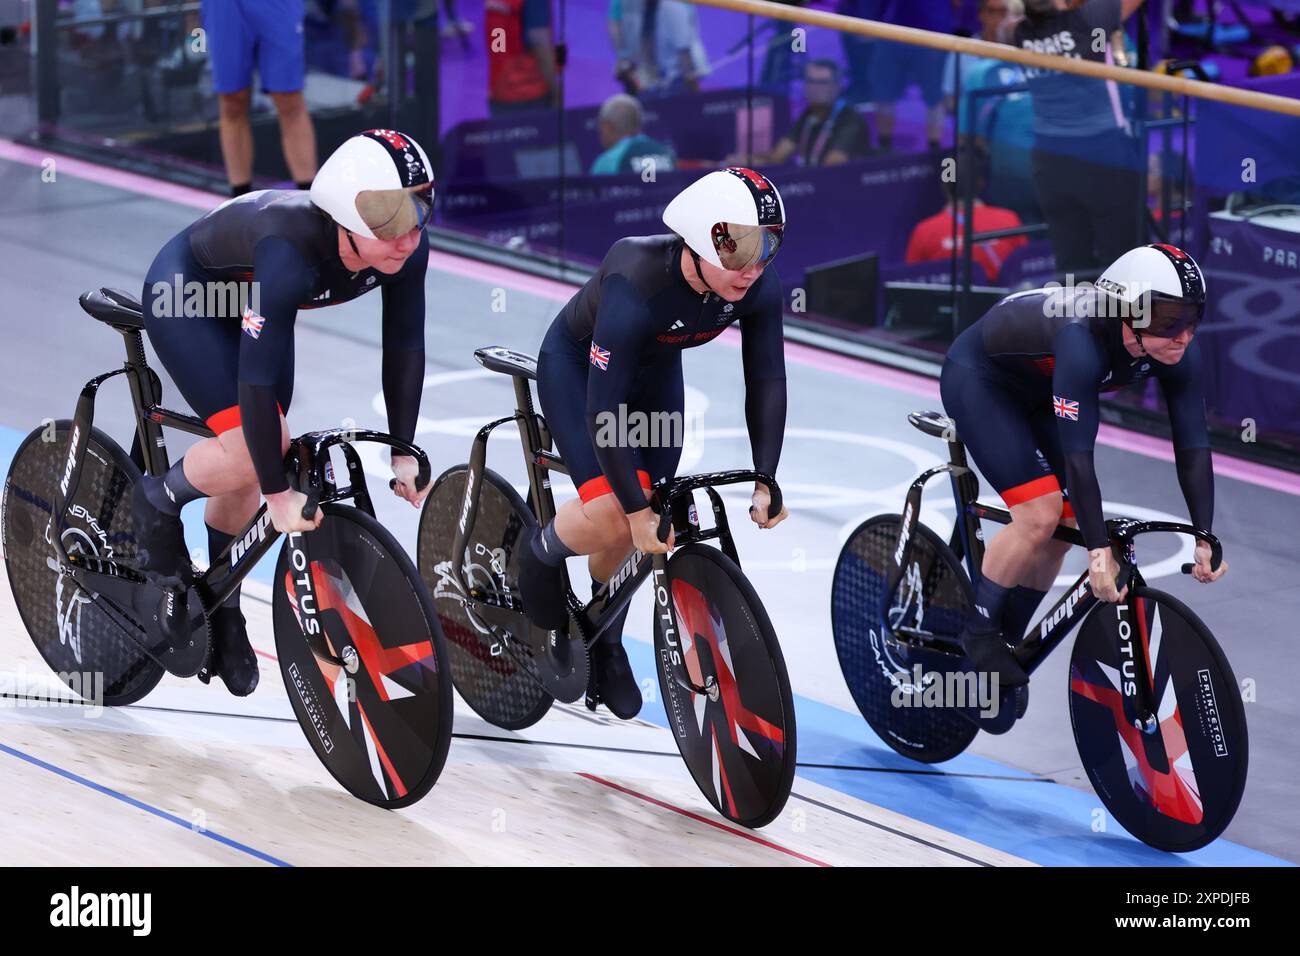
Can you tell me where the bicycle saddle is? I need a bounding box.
[475,346,538,381]
[907,409,956,439]
[79,288,145,332]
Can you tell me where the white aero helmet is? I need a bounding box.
[310,129,435,240]
[662,167,785,271]
[1096,243,1206,338]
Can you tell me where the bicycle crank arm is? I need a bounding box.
[55,562,209,677]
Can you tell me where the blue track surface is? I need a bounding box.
[619,637,1288,867]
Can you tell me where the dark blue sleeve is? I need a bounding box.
[523,0,551,32]
[1156,337,1214,533]
[1051,322,1110,549]
[740,275,787,477]
[1082,0,1124,31]
[239,236,313,495]
[380,234,428,444]
[586,274,653,513]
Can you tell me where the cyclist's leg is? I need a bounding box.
[999,409,1080,642]
[179,346,294,499]
[586,362,684,718]
[941,359,1061,684]
[586,357,684,582]
[187,356,293,694]
[140,258,290,693]
[520,342,619,627]
[137,248,247,579]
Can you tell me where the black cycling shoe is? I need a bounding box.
[200,607,259,697]
[516,528,569,631]
[593,639,642,720]
[959,682,1029,735]
[960,625,1029,687]
[130,480,193,587]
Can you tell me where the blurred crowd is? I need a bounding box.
[518,0,1159,282]
[26,0,1175,283]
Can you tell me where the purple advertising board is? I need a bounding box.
[440,151,947,298]
[1199,215,1300,448]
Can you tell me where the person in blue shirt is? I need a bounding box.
[872,0,959,151]
[944,0,1040,222]
[1014,0,1148,274]
[590,94,676,176]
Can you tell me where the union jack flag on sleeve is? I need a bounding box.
[1053,395,1079,421]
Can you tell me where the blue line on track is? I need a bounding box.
[0,740,291,866]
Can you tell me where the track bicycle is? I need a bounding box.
[416,346,797,828]
[831,409,1246,852]
[1,288,453,808]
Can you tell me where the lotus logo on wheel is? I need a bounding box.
[652,569,679,667]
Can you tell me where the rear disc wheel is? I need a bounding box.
[416,465,557,730]
[831,514,978,763]
[2,421,164,706]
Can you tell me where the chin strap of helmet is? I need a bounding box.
[347,230,363,259]
[687,246,717,296]
[1127,321,1150,356]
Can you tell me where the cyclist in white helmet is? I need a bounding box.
[132,130,435,695]
[938,242,1227,732]
[517,168,791,719]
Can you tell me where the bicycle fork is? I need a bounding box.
[649,554,718,702]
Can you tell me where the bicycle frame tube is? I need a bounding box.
[54,313,430,673]
[882,461,967,635]
[512,373,563,526]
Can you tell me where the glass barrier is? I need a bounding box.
[20,0,433,185]
[10,0,1300,460]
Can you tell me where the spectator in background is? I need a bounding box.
[757,0,809,97]
[608,0,653,93]
[872,0,959,152]
[905,147,1027,283]
[945,0,1040,222]
[590,94,676,175]
[651,0,709,95]
[486,0,559,115]
[440,0,473,38]
[838,0,886,104]
[1013,0,1147,275]
[728,59,872,167]
[202,0,318,196]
